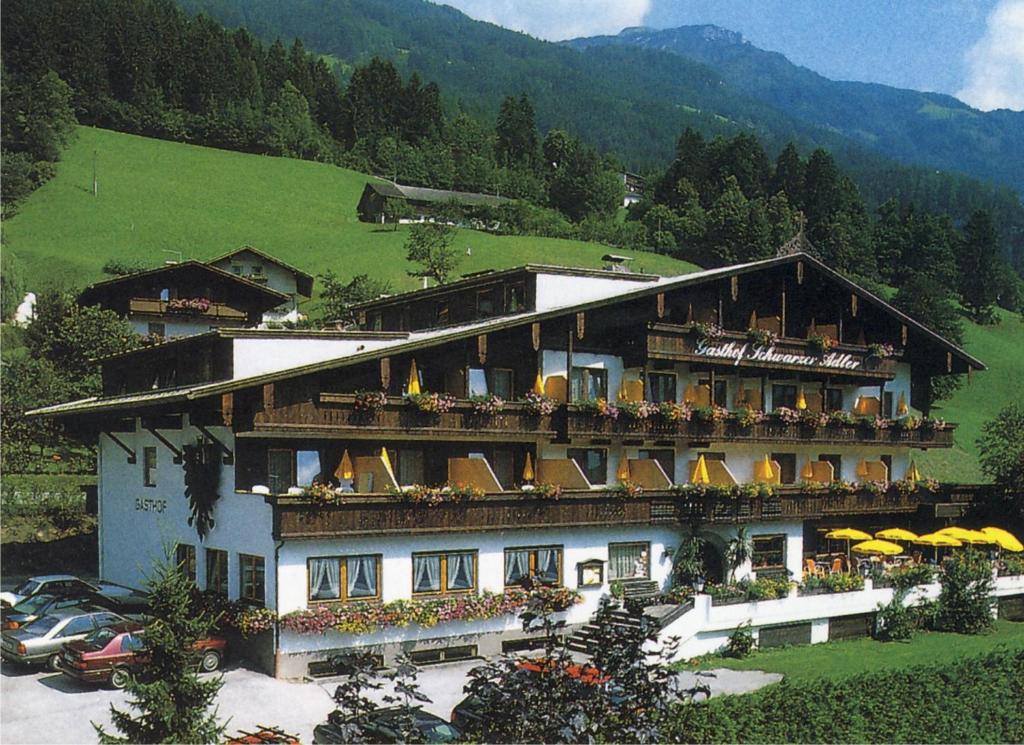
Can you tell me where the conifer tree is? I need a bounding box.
[958,209,1001,323]
[95,555,224,744]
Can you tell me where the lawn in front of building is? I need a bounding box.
[682,620,1024,682]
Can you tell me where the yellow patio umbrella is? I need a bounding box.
[896,391,909,417]
[522,452,535,482]
[915,531,963,561]
[875,528,919,542]
[856,459,869,480]
[937,527,992,545]
[826,528,872,570]
[616,456,631,482]
[796,387,808,410]
[406,359,421,395]
[905,461,923,482]
[379,447,395,481]
[852,539,903,556]
[753,454,774,483]
[334,449,354,481]
[691,454,711,485]
[801,460,814,480]
[532,372,545,396]
[981,527,1023,553]
[683,383,698,405]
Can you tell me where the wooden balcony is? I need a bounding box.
[128,298,248,320]
[564,408,956,448]
[266,484,983,538]
[647,323,898,379]
[249,394,555,441]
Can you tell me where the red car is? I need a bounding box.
[59,622,227,688]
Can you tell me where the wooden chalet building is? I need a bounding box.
[37,252,1016,678]
[357,182,510,224]
[207,246,314,326]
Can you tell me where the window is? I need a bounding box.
[476,288,499,317]
[368,312,382,331]
[818,453,842,481]
[824,388,844,412]
[59,616,96,638]
[752,535,786,570]
[881,454,892,478]
[506,282,526,312]
[883,391,894,418]
[232,265,242,275]
[412,551,476,595]
[143,447,157,487]
[570,367,608,401]
[267,449,321,493]
[147,322,165,338]
[772,384,797,409]
[567,448,607,485]
[308,555,382,602]
[648,373,677,404]
[771,453,797,485]
[490,448,515,489]
[608,542,649,580]
[396,448,424,486]
[435,301,450,325]
[699,378,728,407]
[239,554,265,605]
[577,560,604,587]
[122,633,146,653]
[488,368,514,399]
[504,546,562,587]
[639,449,675,482]
[175,544,197,583]
[206,549,228,596]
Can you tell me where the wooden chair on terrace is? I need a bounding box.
[447,457,503,493]
[831,557,844,575]
[535,458,591,490]
[626,459,672,489]
[543,375,567,402]
[803,558,816,578]
[688,459,738,486]
[353,455,400,493]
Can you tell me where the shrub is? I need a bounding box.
[723,622,754,658]
[664,648,1024,744]
[935,548,995,634]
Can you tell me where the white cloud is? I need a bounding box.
[441,0,651,41]
[956,0,1024,110]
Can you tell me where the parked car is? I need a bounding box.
[313,707,462,744]
[59,623,227,688]
[0,575,100,608]
[2,591,149,631]
[0,607,127,670]
[451,658,612,730]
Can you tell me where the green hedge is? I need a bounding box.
[666,648,1024,743]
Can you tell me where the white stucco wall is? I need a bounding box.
[130,317,225,338]
[97,422,276,606]
[231,337,399,378]
[533,273,653,312]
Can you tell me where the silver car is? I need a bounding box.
[0,606,127,670]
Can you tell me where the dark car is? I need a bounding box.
[0,575,100,608]
[313,707,461,744]
[2,591,149,631]
[60,623,227,688]
[451,658,612,730]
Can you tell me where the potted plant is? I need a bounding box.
[746,327,778,348]
[808,332,838,356]
[522,392,557,417]
[725,527,753,583]
[468,393,505,416]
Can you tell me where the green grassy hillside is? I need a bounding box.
[918,307,1024,483]
[3,127,697,293]
[5,127,1020,482]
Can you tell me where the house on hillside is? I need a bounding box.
[37,251,1022,681]
[207,246,314,326]
[78,261,289,339]
[357,182,510,224]
[621,171,645,207]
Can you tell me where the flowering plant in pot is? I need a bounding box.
[657,401,691,422]
[522,392,557,416]
[808,333,838,355]
[892,415,921,431]
[770,406,800,425]
[606,480,644,498]
[405,391,456,414]
[797,409,828,429]
[691,404,727,424]
[468,394,505,416]
[827,409,856,427]
[692,321,724,343]
[746,327,778,347]
[920,416,947,431]
[867,343,898,359]
[577,397,619,419]
[353,390,387,413]
[731,406,764,428]
[617,400,658,420]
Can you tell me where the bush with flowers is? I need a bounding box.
[353,390,388,413]
[617,400,658,420]
[577,398,619,419]
[746,328,778,347]
[827,409,856,427]
[892,415,922,431]
[658,401,692,422]
[469,394,505,416]
[731,406,764,428]
[522,392,557,416]
[859,480,888,496]
[192,591,276,637]
[920,416,948,431]
[770,406,800,425]
[797,409,828,429]
[167,297,212,314]
[406,391,456,414]
[304,480,339,506]
[867,343,898,359]
[524,482,563,500]
[808,333,838,355]
[606,480,644,498]
[279,586,582,635]
[859,415,889,431]
[692,321,724,342]
[389,482,484,507]
[692,405,727,424]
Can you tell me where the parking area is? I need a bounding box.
[0,657,480,744]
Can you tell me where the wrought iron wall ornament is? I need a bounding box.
[576,312,585,340]
[531,322,541,351]
[182,441,221,540]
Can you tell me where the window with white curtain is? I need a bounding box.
[504,546,562,587]
[308,555,381,602]
[608,542,650,580]
[413,551,477,595]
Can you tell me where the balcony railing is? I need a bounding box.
[265,483,986,538]
[564,407,955,448]
[251,394,555,440]
[128,298,248,320]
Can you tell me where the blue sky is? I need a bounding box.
[440,0,1024,110]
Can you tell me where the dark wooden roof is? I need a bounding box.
[363,181,511,207]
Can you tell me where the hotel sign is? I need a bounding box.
[693,340,863,371]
